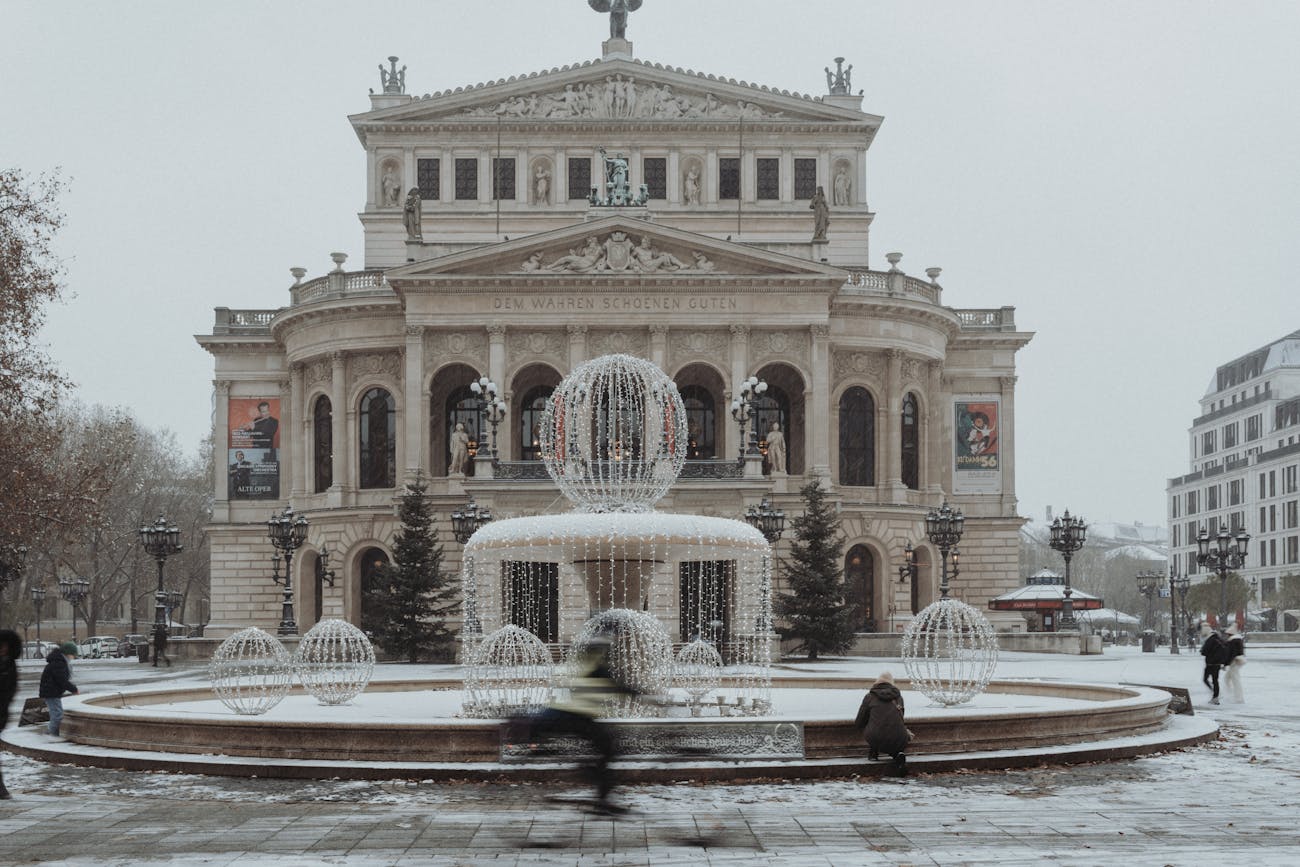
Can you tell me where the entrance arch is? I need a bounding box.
[510,363,562,462]
[430,363,482,476]
[754,362,806,474]
[674,362,727,459]
[845,544,876,632]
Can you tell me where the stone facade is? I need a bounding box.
[197,33,1033,643]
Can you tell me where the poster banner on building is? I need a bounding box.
[228,398,280,499]
[953,398,1001,494]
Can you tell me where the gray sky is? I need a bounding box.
[5,1,1298,528]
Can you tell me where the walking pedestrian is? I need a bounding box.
[855,671,912,777]
[38,641,79,736]
[0,629,21,798]
[1199,622,1228,705]
[153,628,170,668]
[1222,624,1246,703]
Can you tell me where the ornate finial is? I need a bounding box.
[886,251,903,272]
[379,56,406,94]
[589,0,642,41]
[825,57,852,95]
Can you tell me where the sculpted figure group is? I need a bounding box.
[466,79,784,121]
[524,232,715,274]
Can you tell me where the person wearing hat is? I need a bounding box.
[855,671,913,777]
[0,629,22,798]
[1222,624,1246,703]
[38,641,80,737]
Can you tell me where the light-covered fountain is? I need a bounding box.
[461,354,773,719]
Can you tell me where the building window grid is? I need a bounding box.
[1223,422,1238,448]
[454,158,478,200]
[568,157,591,200]
[756,158,780,200]
[417,158,440,200]
[794,158,818,199]
[492,158,515,200]
[1229,479,1242,506]
[718,157,741,200]
[642,157,666,199]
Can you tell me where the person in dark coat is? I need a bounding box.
[0,629,21,798]
[153,627,170,668]
[1199,622,1228,705]
[39,642,79,736]
[855,671,912,776]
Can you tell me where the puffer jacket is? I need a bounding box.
[855,681,910,756]
[39,649,77,699]
[0,629,20,729]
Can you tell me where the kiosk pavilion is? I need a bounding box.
[197,23,1033,648]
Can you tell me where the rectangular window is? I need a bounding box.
[756,158,780,200]
[1288,536,1297,564]
[1208,515,1219,536]
[719,157,740,200]
[642,157,666,199]
[1261,505,1267,529]
[1206,485,1219,510]
[1247,414,1262,441]
[568,157,591,200]
[1260,540,1267,564]
[1286,466,1298,494]
[1271,537,1277,565]
[1172,496,1180,519]
[794,158,818,199]
[1270,504,1277,532]
[1229,479,1242,506]
[1223,423,1238,448]
[417,158,440,200]
[1186,490,1198,515]
[1271,470,1277,498]
[1261,473,1268,499]
[1288,500,1299,529]
[454,158,478,200]
[1172,525,1179,547]
[1202,430,1216,455]
[492,158,515,200]
[1263,576,1277,598]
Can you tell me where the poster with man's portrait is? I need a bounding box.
[228,398,280,499]
[954,398,1001,494]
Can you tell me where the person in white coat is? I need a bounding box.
[1222,624,1246,703]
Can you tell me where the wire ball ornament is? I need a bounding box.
[567,609,674,717]
[291,619,376,706]
[674,638,723,708]
[462,625,555,719]
[539,354,687,513]
[901,598,999,706]
[209,627,293,715]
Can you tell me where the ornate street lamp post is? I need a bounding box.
[138,514,183,660]
[1196,525,1249,630]
[1135,570,1164,652]
[1169,570,1189,654]
[924,501,964,598]
[57,576,90,643]
[1048,510,1087,631]
[31,586,46,656]
[451,496,493,545]
[729,375,767,462]
[469,376,507,461]
[267,506,309,635]
[743,496,786,544]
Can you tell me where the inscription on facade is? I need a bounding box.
[492,295,738,312]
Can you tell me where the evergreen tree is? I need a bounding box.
[774,480,856,659]
[360,477,457,662]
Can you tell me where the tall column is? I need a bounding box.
[277,377,291,502]
[927,360,945,496]
[289,363,305,498]
[404,325,427,483]
[213,381,231,522]
[809,325,831,480]
[885,348,904,496]
[329,351,347,500]
[487,323,507,388]
[728,325,750,462]
[649,324,668,369]
[365,150,377,207]
[1000,375,1018,513]
[567,323,587,370]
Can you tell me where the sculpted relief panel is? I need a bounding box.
[348,352,402,383]
[507,331,566,368]
[426,331,489,364]
[463,77,786,120]
[589,329,649,358]
[519,232,717,274]
[832,350,886,386]
[669,330,723,365]
[750,330,810,367]
[304,358,331,389]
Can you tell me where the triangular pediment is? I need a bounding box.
[384,216,848,282]
[352,57,879,127]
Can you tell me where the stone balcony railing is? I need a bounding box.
[292,269,393,306]
[955,307,1018,332]
[211,307,280,335]
[840,268,941,305]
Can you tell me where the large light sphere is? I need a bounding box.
[901,599,999,706]
[463,625,555,719]
[292,619,376,705]
[674,638,723,703]
[568,608,673,716]
[209,627,293,715]
[539,354,687,512]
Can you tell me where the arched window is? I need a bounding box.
[845,545,875,632]
[358,388,396,489]
[312,395,332,493]
[680,384,717,459]
[838,387,875,486]
[901,391,920,490]
[754,386,790,474]
[444,386,480,475]
[359,547,390,597]
[518,386,553,462]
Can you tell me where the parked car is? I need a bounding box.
[81,636,120,659]
[118,634,147,658]
[22,640,57,660]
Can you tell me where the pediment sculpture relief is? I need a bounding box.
[518,232,717,274]
[463,76,785,120]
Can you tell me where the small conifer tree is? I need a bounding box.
[774,480,856,659]
[360,477,457,662]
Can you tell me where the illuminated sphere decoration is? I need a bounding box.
[462,625,555,718]
[291,619,376,706]
[209,627,293,716]
[901,598,999,706]
[568,608,673,716]
[539,354,687,512]
[674,638,723,705]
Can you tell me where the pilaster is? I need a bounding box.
[213,380,231,523]
[329,351,348,506]
[885,348,905,498]
[809,324,831,481]
[567,323,588,369]
[1000,374,1018,514]
[927,361,946,497]
[404,325,427,483]
[289,364,305,498]
[488,323,507,387]
[649,324,668,369]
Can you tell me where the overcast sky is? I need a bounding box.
[5,1,1298,529]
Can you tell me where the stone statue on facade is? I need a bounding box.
[833,166,852,206]
[590,147,648,207]
[825,57,852,95]
[547,236,606,272]
[633,236,686,271]
[403,188,422,240]
[589,0,643,40]
[534,164,551,204]
[766,422,786,475]
[449,423,471,475]
[379,56,406,95]
[810,186,830,241]
[382,166,401,207]
[464,81,785,121]
[683,164,702,205]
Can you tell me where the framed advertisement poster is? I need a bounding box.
[228,398,280,499]
[953,398,1001,495]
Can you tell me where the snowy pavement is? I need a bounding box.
[1,645,1296,865]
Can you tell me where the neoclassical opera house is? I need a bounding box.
[197,29,1032,647]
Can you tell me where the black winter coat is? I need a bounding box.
[1,629,21,729]
[855,682,910,756]
[39,649,78,699]
[1200,633,1230,666]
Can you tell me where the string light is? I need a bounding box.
[463,625,555,718]
[209,628,293,715]
[292,619,376,706]
[901,598,999,706]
